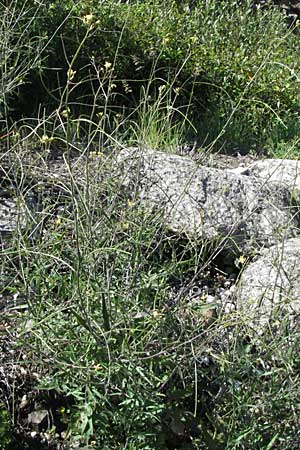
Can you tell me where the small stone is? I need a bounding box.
[28,409,48,426]
[19,395,28,409]
[206,294,216,304]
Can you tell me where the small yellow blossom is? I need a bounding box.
[104,61,112,71]
[235,254,247,268]
[238,255,246,265]
[127,199,134,208]
[61,107,70,118]
[153,310,163,319]
[67,68,76,80]
[120,222,129,231]
[82,14,94,26]
[55,216,62,226]
[40,134,54,145]
[90,150,103,159]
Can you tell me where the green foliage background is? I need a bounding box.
[11,0,300,152]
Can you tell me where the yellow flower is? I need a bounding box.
[40,134,54,145]
[90,150,103,159]
[104,61,112,71]
[67,68,76,81]
[235,255,246,267]
[61,107,70,118]
[55,217,62,226]
[82,14,94,26]
[237,255,246,265]
[153,310,163,319]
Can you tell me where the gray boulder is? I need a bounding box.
[236,237,300,331]
[116,147,300,252]
[248,158,300,196]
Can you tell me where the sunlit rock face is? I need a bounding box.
[116,147,300,253]
[236,237,300,332]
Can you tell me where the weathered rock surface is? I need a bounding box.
[247,158,300,196]
[116,147,300,252]
[0,197,27,235]
[236,237,300,331]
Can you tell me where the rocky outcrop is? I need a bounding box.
[246,158,300,197]
[236,237,300,332]
[115,147,300,334]
[116,147,300,253]
[3,146,300,335]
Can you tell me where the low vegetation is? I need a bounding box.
[1,1,300,449]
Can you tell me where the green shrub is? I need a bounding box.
[0,403,11,450]
[9,0,300,152]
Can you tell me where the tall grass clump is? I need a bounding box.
[0,0,45,133]
[4,136,222,448]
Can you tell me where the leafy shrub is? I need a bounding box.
[10,0,300,152]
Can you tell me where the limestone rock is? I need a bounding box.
[236,237,300,331]
[248,158,300,196]
[0,197,27,235]
[116,147,300,252]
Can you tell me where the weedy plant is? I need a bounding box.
[7,0,300,154]
[0,0,47,134]
[2,1,300,449]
